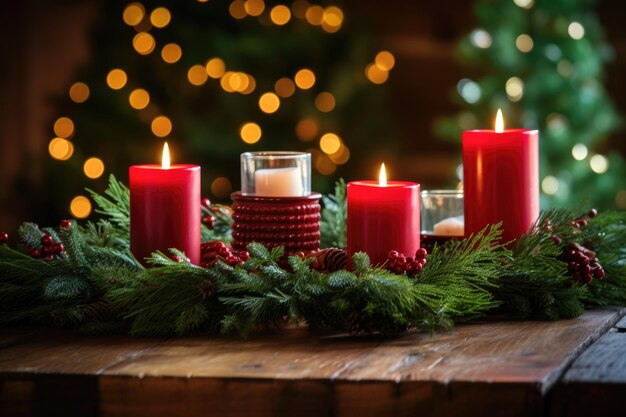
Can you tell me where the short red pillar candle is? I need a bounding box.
[462,110,539,244]
[130,143,201,265]
[347,164,420,266]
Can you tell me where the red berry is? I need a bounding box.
[43,245,54,255]
[568,262,578,272]
[43,254,54,261]
[201,198,212,208]
[311,260,322,270]
[54,243,64,253]
[415,248,428,260]
[588,208,598,218]
[239,251,250,261]
[295,251,305,259]
[0,232,8,243]
[60,220,72,228]
[215,241,226,249]
[552,235,562,245]
[396,257,407,266]
[580,265,591,275]
[30,249,41,258]
[595,268,605,279]
[388,250,399,260]
[41,234,53,246]
[413,263,423,273]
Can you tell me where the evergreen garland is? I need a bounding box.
[1,177,625,338]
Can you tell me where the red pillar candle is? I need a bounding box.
[130,143,201,265]
[462,109,539,244]
[347,164,420,266]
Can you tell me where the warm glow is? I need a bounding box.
[70,195,92,219]
[541,175,559,195]
[106,69,127,90]
[161,43,182,63]
[292,0,309,19]
[83,157,105,179]
[568,21,585,40]
[150,7,171,28]
[133,32,156,55]
[48,138,74,161]
[53,117,75,138]
[123,3,145,26]
[244,0,265,16]
[590,154,609,174]
[294,68,315,89]
[240,122,262,144]
[495,109,504,133]
[505,77,524,101]
[515,34,534,53]
[305,5,324,25]
[229,0,247,19]
[152,115,172,137]
[129,88,150,109]
[211,177,233,198]
[188,65,208,86]
[315,92,336,112]
[319,133,341,154]
[323,6,343,27]
[379,163,387,186]
[329,145,350,165]
[375,51,395,71]
[259,92,280,113]
[162,142,171,169]
[295,118,319,141]
[572,143,588,161]
[315,154,336,175]
[274,77,295,97]
[365,64,389,84]
[270,5,291,25]
[69,82,90,103]
[206,58,226,79]
[241,75,256,94]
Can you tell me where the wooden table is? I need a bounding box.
[1,308,625,417]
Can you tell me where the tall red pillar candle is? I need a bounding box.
[130,143,201,265]
[347,164,420,266]
[462,110,539,244]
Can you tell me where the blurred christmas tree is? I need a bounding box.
[437,0,626,210]
[47,0,395,220]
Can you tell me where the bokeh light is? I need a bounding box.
[240,122,262,144]
[244,0,265,16]
[270,5,291,25]
[188,65,208,86]
[161,43,182,64]
[69,82,90,103]
[319,133,341,154]
[53,117,75,138]
[106,69,127,90]
[48,138,74,161]
[206,58,226,79]
[365,63,389,84]
[274,77,295,97]
[292,0,309,19]
[470,29,492,49]
[129,88,150,110]
[505,76,524,101]
[305,5,324,25]
[229,1,247,19]
[315,154,336,175]
[329,145,350,165]
[123,3,145,26]
[294,68,315,89]
[515,34,533,53]
[211,177,233,199]
[571,143,588,161]
[315,92,336,112]
[295,118,319,141]
[133,32,156,55]
[83,157,105,179]
[541,175,559,195]
[590,154,609,174]
[375,51,395,71]
[150,7,171,28]
[513,0,534,9]
[568,21,585,40]
[457,79,481,104]
[259,92,280,113]
[70,196,92,219]
[151,115,172,137]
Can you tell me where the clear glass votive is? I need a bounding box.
[240,152,311,197]
[420,190,464,250]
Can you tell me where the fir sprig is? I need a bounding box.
[320,179,347,248]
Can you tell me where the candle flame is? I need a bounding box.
[162,142,171,169]
[495,109,504,133]
[378,163,387,186]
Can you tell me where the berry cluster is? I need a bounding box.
[560,242,605,284]
[26,220,71,261]
[201,198,215,230]
[385,247,428,275]
[201,240,249,268]
[0,231,8,244]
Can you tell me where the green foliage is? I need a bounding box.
[437,0,626,209]
[86,175,130,242]
[320,179,347,248]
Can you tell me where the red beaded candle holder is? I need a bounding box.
[230,192,322,255]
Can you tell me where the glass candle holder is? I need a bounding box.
[240,152,311,197]
[420,190,464,251]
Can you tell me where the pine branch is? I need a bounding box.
[320,179,347,248]
[86,174,130,242]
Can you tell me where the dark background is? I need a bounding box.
[1,0,625,231]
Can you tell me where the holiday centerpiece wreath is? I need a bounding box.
[0,176,625,337]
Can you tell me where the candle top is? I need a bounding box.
[349,180,418,188]
[131,164,200,170]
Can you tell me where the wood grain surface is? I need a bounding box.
[1,308,624,417]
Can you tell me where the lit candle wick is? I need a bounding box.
[495,108,504,133]
[379,163,387,186]
[162,142,171,169]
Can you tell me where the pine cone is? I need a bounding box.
[312,248,347,272]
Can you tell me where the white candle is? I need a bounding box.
[255,167,303,197]
[433,217,464,236]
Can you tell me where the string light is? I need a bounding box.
[151,115,172,137]
[188,65,208,86]
[515,34,533,53]
[568,22,585,40]
[572,144,588,161]
[291,0,309,19]
[70,195,92,219]
[106,69,127,90]
[129,88,150,110]
[365,63,388,84]
[274,77,295,97]
[69,82,90,103]
[258,92,280,113]
[375,51,395,71]
[211,177,232,199]
[206,58,226,79]
[470,29,492,49]
[123,3,145,26]
[150,7,171,28]
[133,32,156,55]
[457,79,481,104]
[513,0,534,9]
[305,5,324,25]
[294,68,315,89]
[270,5,291,25]
[221,72,236,92]
[505,77,524,101]
[541,176,559,195]
[241,75,256,94]
[319,133,341,154]
[53,117,75,138]
[244,0,265,16]
[229,1,246,19]
[295,118,318,141]
[240,122,262,144]
[322,6,343,27]
[83,157,105,179]
[590,154,609,174]
[48,138,74,161]
[161,43,182,63]
[315,92,335,112]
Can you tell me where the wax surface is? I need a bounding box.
[433,217,464,236]
[463,129,539,244]
[255,167,303,197]
[130,164,201,265]
[347,181,420,266]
